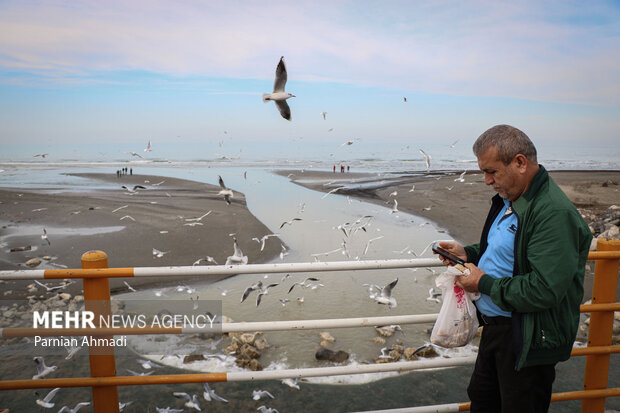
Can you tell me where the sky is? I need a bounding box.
[0,0,619,160]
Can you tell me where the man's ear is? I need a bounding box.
[513,154,528,171]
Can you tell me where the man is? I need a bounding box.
[437,125,592,412]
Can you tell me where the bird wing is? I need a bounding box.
[274,100,291,121]
[256,292,265,307]
[382,278,398,297]
[173,392,190,400]
[44,387,61,402]
[218,175,227,189]
[273,56,287,92]
[240,286,254,303]
[133,185,146,190]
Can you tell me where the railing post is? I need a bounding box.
[582,238,620,413]
[81,251,119,413]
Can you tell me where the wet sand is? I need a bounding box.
[0,173,280,298]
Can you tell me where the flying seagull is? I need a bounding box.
[321,111,327,120]
[33,356,57,379]
[279,218,302,229]
[173,392,202,411]
[57,402,91,413]
[218,175,233,205]
[419,149,431,171]
[203,383,228,402]
[35,387,61,408]
[127,151,143,158]
[144,140,152,152]
[373,278,399,308]
[252,390,275,400]
[262,56,295,120]
[121,185,146,194]
[454,170,467,182]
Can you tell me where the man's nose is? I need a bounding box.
[484,173,494,185]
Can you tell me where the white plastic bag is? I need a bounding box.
[430,266,480,348]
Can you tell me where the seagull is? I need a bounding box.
[119,401,134,412]
[255,283,280,307]
[257,407,280,413]
[173,392,201,411]
[252,390,275,400]
[262,56,295,121]
[137,358,161,369]
[419,148,431,171]
[449,139,459,148]
[112,205,129,213]
[144,140,152,152]
[64,343,82,360]
[427,287,442,303]
[372,278,398,308]
[34,153,49,158]
[33,356,57,379]
[279,243,289,260]
[390,199,399,214]
[408,184,416,192]
[127,151,143,158]
[121,185,146,194]
[252,233,280,251]
[363,236,384,256]
[57,402,91,413]
[287,277,320,294]
[156,408,184,413]
[203,383,228,402]
[41,228,50,246]
[454,170,467,182]
[340,140,354,146]
[120,215,135,221]
[217,176,233,205]
[279,218,302,229]
[225,237,248,265]
[152,248,169,258]
[321,111,327,120]
[126,369,154,376]
[185,211,212,222]
[240,281,264,303]
[34,280,73,292]
[35,387,60,408]
[193,256,218,266]
[321,187,343,199]
[281,378,300,390]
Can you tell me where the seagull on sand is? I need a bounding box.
[226,237,248,265]
[35,387,61,408]
[57,402,91,413]
[33,356,57,379]
[253,389,275,400]
[262,56,295,121]
[419,148,431,171]
[121,185,146,194]
[203,382,228,402]
[173,392,201,411]
[218,175,233,205]
[144,140,152,152]
[372,278,398,308]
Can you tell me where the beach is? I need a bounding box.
[0,172,281,298]
[0,166,619,412]
[2,168,618,300]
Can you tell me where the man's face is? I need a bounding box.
[477,146,524,201]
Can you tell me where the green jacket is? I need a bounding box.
[464,165,592,370]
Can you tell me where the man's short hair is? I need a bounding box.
[473,125,538,165]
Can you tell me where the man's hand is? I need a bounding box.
[456,263,485,293]
[435,241,467,265]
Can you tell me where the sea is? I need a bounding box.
[0,141,618,412]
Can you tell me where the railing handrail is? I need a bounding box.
[0,243,618,413]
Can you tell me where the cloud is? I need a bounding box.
[0,0,618,105]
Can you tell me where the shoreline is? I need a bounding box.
[0,172,281,299]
